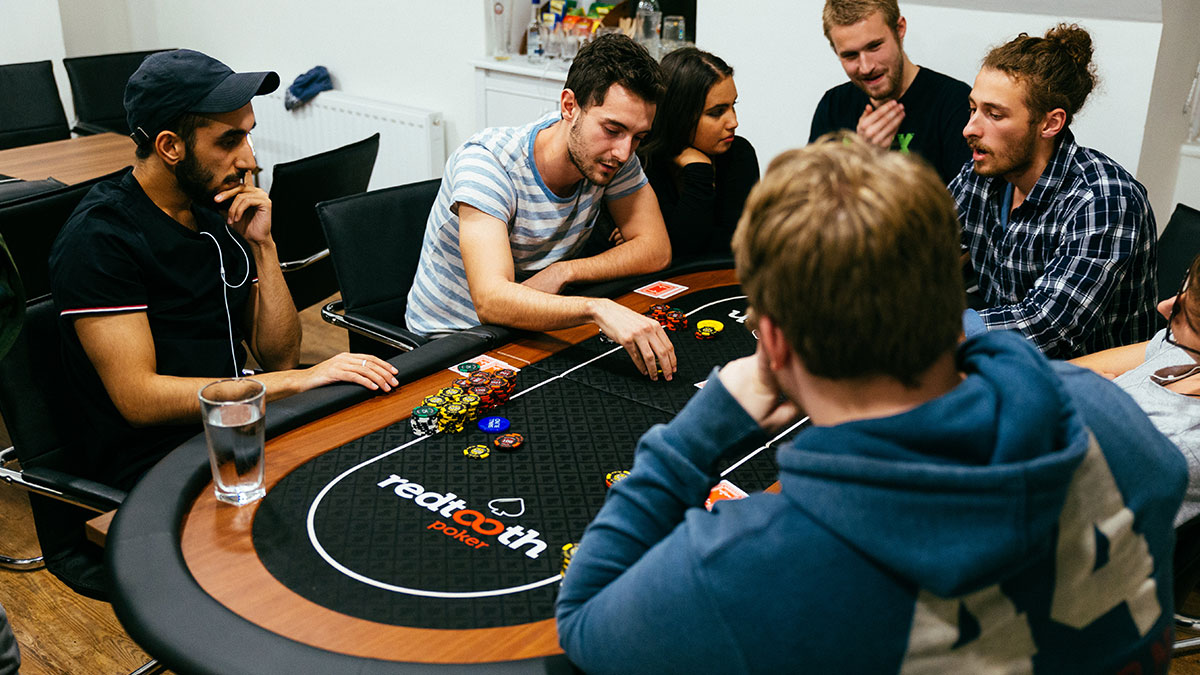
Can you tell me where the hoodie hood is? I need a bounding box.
[778,331,1090,597]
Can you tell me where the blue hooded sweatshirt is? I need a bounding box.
[556,331,1185,674]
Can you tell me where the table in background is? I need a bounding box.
[0,133,133,185]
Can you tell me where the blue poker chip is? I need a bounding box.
[478,416,511,433]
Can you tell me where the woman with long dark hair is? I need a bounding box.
[638,48,759,260]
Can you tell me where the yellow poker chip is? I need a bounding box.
[696,319,724,332]
[463,444,491,460]
[561,542,579,575]
[605,470,631,487]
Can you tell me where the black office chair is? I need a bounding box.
[63,49,170,135]
[0,60,70,150]
[0,177,65,204]
[1157,203,1200,304]
[0,168,127,299]
[0,295,126,598]
[317,178,440,358]
[271,134,380,313]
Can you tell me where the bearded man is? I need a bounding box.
[952,24,1157,359]
[809,0,971,184]
[49,49,398,491]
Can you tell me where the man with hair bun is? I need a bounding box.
[953,23,1157,359]
[556,134,1184,673]
[810,0,971,184]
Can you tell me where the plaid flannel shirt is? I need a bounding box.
[950,130,1157,359]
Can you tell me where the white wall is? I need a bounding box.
[697,0,1163,207]
[1,0,74,123]
[56,0,488,157]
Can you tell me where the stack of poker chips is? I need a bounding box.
[458,393,483,420]
[438,402,469,433]
[645,304,687,332]
[410,405,440,436]
[463,369,520,409]
[422,394,449,410]
[561,542,578,576]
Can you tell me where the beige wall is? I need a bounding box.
[1137,0,1200,223]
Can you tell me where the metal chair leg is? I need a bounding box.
[128,658,168,675]
[1175,634,1200,656]
[0,553,44,570]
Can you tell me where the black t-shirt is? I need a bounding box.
[809,67,971,184]
[48,169,257,490]
[644,135,760,260]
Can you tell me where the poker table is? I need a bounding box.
[106,264,802,674]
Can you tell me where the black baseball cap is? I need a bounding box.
[124,49,279,145]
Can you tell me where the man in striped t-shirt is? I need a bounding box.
[406,35,678,380]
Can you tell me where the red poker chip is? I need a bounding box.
[494,432,524,450]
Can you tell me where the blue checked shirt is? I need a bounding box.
[950,130,1157,359]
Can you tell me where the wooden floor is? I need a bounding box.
[6,298,1200,672]
[0,298,346,674]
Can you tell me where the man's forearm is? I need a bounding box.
[247,240,301,370]
[557,228,671,287]
[115,369,324,427]
[474,280,608,332]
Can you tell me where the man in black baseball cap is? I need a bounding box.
[125,48,280,148]
[46,49,398,495]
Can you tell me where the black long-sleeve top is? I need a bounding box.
[645,136,759,260]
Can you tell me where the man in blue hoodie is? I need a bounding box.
[556,134,1186,673]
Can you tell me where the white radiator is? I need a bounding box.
[251,90,445,192]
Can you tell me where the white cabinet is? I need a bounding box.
[472,57,568,130]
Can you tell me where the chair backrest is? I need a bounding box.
[62,49,169,135]
[0,169,125,298]
[1158,203,1200,303]
[318,177,440,321]
[269,133,380,311]
[0,60,70,150]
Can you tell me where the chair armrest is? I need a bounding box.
[15,465,126,513]
[321,299,429,352]
[279,248,330,272]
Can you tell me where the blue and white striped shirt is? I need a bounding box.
[951,130,1157,359]
[406,113,647,336]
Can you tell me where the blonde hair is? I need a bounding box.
[822,0,901,43]
[732,133,964,386]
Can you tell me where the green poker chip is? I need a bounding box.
[458,362,481,373]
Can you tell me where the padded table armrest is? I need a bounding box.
[20,466,126,512]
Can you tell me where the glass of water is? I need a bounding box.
[199,378,266,506]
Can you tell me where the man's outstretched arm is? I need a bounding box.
[74,312,398,427]
[460,201,676,379]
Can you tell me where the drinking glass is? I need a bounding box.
[199,378,266,506]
